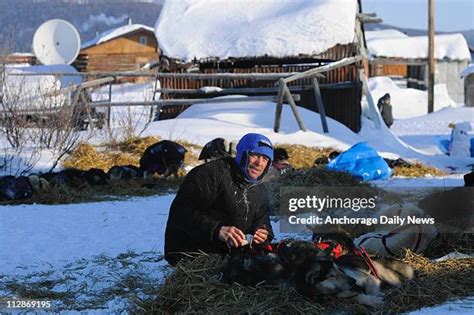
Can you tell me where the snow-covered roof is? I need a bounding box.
[461,64,474,78]
[10,52,35,57]
[81,24,154,49]
[368,33,471,61]
[365,29,409,41]
[8,64,82,88]
[154,0,358,61]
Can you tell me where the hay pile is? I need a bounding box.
[278,167,364,187]
[62,137,201,174]
[114,136,160,155]
[133,251,474,314]
[0,178,184,205]
[393,162,445,177]
[132,253,326,314]
[422,233,474,258]
[384,251,474,314]
[275,144,337,169]
[62,142,111,171]
[62,142,139,171]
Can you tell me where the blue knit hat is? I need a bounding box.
[235,133,274,183]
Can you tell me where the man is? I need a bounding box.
[164,133,275,265]
[377,93,393,128]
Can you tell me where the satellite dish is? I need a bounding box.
[32,19,81,65]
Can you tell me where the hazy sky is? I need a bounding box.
[362,0,474,32]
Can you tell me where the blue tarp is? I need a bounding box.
[326,142,393,181]
[438,138,474,157]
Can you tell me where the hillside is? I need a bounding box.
[0,0,162,54]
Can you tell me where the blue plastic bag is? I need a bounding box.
[327,142,393,181]
[437,137,474,157]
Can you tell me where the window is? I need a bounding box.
[139,36,148,45]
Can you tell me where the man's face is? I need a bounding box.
[247,153,270,180]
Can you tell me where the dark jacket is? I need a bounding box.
[381,104,393,128]
[164,157,274,265]
[377,97,394,128]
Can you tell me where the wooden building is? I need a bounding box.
[366,31,471,102]
[74,23,160,72]
[154,0,371,132]
[3,53,37,65]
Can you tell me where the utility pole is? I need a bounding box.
[428,0,435,113]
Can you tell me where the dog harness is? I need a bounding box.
[356,224,423,257]
[353,246,381,279]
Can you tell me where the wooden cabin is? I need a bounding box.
[366,31,471,102]
[154,0,371,133]
[3,53,37,65]
[74,23,160,72]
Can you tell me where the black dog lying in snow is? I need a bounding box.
[0,168,109,201]
[222,233,413,307]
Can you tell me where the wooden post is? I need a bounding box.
[282,56,362,84]
[428,0,435,113]
[359,69,381,129]
[282,83,307,132]
[107,82,112,126]
[312,77,329,133]
[273,79,285,133]
[150,74,160,122]
[0,62,4,106]
[80,91,94,131]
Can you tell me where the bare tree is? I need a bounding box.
[0,71,87,174]
[0,73,30,148]
[0,145,41,176]
[97,84,154,147]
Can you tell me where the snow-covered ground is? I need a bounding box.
[136,96,473,172]
[1,75,473,312]
[1,186,472,312]
[368,76,458,119]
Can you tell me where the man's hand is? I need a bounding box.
[218,226,245,247]
[253,228,269,244]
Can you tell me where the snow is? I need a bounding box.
[3,75,472,176]
[91,81,158,130]
[142,98,356,150]
[365,29,409,41]
[368,76,457,119]
[2,64,82,110]
[367,33,471,61]
[1,189,472,312]
[407,296,474,314]
[136,95,473,172]
[154,0,357,61]
[1,2,472,310]
[0,195,174,275]
[0,195,174,311]
[6,64,82,89]
[1,86,473,310]
[81,24,154,49]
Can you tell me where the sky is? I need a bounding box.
[363,0,474,32]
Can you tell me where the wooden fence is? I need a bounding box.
[1,55,381,133]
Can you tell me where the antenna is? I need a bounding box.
[32,19,81,65]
